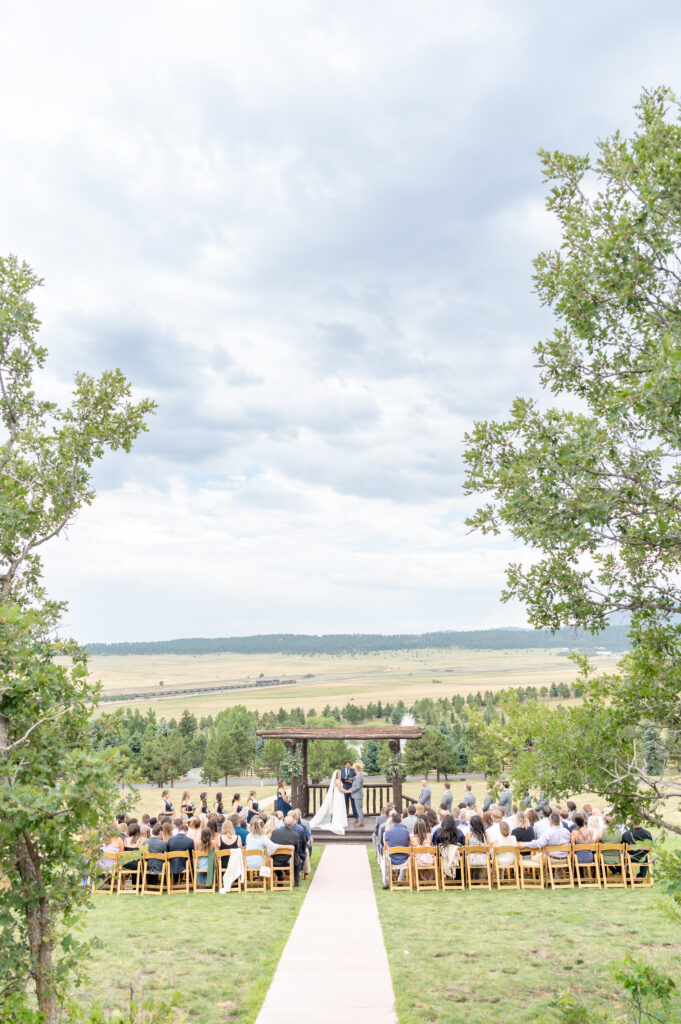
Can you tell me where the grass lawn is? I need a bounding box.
[76,847,323,1023]
[368,848,681,1024]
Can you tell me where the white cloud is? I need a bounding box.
[3,1,681,640]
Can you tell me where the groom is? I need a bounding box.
[340,760,357,819]
[348,763,364,827]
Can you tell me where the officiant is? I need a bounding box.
[340,759,357,819]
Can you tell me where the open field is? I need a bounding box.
[369,848,681,1024]
[78,848,322,1023]
[90,647,622,719]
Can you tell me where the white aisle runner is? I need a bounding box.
[255,845,397,1024]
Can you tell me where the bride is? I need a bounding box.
[309,769,348,835]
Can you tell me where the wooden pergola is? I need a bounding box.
[256,725,425,816]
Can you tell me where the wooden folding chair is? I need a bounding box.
[165,851,191,894]
[572,844,601,888]
[518,846,545,889]
[217,849,242,893]
[192,851,217,893]
[464,845,492,890]
[385,846,413,891]
[270,850,294,891]
[626,845,654,888]
[117,851,141,894]
[545,846,574,888]
[599,844,628,888]
[493,847,521,890]
[140,848,167,894]
[92,852,119,894]
[243,850,269,892]
[439,846,465,890]
[412,846,439,891]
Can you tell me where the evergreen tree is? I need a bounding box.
[363,739,381,776]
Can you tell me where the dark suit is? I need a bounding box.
[340,767,357,817]
[271,825,303,886]
[167,833,194,880]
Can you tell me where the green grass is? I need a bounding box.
[368,848,681,1024]
[76,847,323,1023]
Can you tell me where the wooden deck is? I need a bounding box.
[311,814,378,845]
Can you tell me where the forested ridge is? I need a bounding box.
[86,624,630,656]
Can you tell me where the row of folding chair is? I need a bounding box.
[92,848,297,894]
[384,843,654,892]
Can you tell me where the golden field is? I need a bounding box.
[91,646,622,719]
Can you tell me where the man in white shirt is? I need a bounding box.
[525,812,569,863]
[534,805,553,838]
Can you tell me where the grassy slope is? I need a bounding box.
[77,848,322,1023]
[368,847,681,1024]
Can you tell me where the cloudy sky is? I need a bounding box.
[2,3,680,643]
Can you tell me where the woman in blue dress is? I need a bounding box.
[246,789,260,823]
[275,780,292,815]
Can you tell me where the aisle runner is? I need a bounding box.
[255,845,397,1024]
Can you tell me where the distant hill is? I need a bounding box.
[86,625,630,657]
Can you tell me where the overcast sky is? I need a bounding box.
[2,3,680,643]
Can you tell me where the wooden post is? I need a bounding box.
[284,739,298,810]
[301,739,309,817]
[389,738,403,811]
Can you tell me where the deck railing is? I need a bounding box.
[307,782,419,816]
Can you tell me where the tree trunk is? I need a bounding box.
[15,832,58,1024]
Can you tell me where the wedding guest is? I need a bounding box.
[621,821,653,879]
[464,815,489,872]
[188,817,202,844]
[456,809,470,836]
[290,809,311,876]
[384,812,410,885]
[525,812,569,864]
[275,781,292,816]
[271,814,303,887]
[438,815,463,880]
[376,803,394,853]
[229,813,249,846]
[511,811,535,857]
[141,814,151,827]
[534,805,553,838]
[246,790,260,823]
[264,815,278,839]
[195,827,214,886]
[167,822,194,882]
[570,811,596,864]
[485,808,504,844]
[160,790,174,816]
[98,826,124,874]
[410,818,435,879]
[219,819,242,852]
[402,805,418,834]
[482,810,494,831]
[146,823,167,877]
[600,813,624,865]
[492,820,517,867]
[140,825,151,842]
[245,816,294,871]
[566,800,577,821]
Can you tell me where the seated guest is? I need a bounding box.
[245,815,294,870]
[534,805,553,838]
[141,814,151,827]
[187,817,202,845]
[410,818,435,879]
[425,808,438,832]
[180,791,195,817]
[525,811,569,863]
[485,808,504,844]
[566,800,577,822]
[146,823,167,877]
[124,822,142,851]
[229,813,249,845]
[414,803,425,817]
[264,816,279,839]
[621,822,654,879]
[511,811,535,857]
[402,805,418,834]
[527,808,539,832]
[492,821,517,866]
[384,811,411,885]
[275,780,292,816]
[98,826,124,874]
[159,790,174,817]
[246,790,260,823]
[560,808,576,833]
[139,825,151,843]
[374,803,393,852]
[432,806,452,844]
[482,810,494,831]
[290,808,311,876]
[219,819,242,852]
[465,815,489,865]
[162,820,173,844]
[588,807,605,834]
[148,817,157,829]
[456,809,470,836]
[438,816,464,880]
[600,813,624,865]
[195,827,215,885]
[376,804,394,854]
[441,781,453,811]
[570,812,596,863]
[271,814,304,887]
[167,822,194,881]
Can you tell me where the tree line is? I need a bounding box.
[85,624,631,657]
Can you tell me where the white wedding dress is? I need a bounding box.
[309,770,348,836]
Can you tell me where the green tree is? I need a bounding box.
[642,723,666,775]
[362,739,381,776]
[178,709,198,740]
[0,256,154,1021]
[464,87,681,835]
[259,738,285,775]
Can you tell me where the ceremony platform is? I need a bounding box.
[312,814,379,845]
